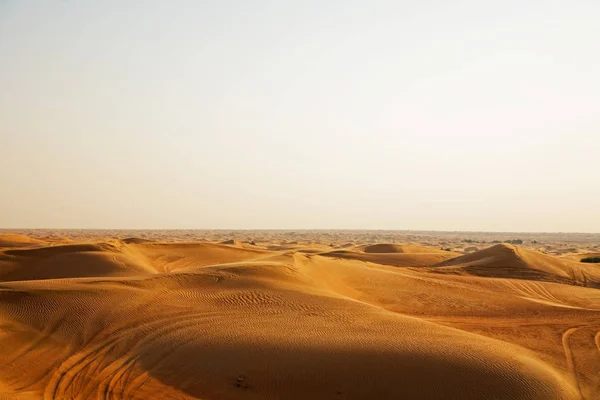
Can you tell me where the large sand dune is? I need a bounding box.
[0,235,599,399]
[433,244,600,286]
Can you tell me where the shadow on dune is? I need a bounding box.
[134,337,573,400]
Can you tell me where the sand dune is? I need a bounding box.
[0,234,46,249]
[0,235,599,399]
[321,249,459,267]
[432,244,600,287]
[121,237,155,245]
[320,243,459,267]
[360,243,449,254]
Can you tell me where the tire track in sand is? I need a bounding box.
[562,327,583,400]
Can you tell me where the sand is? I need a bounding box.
[0,231,599,399]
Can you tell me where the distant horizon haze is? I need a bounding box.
[1,228,598,235]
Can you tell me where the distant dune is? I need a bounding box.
[360,243,449,254]
[121,237,155,244]
[0,234,46,248]
[0,235,598,399]
[317,243,460,267]
[220,239,240,245]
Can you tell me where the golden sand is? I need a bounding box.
[0,231,598,399]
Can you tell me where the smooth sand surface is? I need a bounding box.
[0,232,599,399]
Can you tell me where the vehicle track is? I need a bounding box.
[562,327,584,400]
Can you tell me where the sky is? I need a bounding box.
[1,1,599,232]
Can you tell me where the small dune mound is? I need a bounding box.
[121,237,154,244]
[0,234,45,248]
[220,239,241,246]
[361,243,447,254]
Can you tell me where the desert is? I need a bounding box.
[2,1,599,399]
[0,230,598,399]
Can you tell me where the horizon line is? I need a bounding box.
[1,228,599,235]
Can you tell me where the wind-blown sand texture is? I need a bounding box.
[0,231,599,399]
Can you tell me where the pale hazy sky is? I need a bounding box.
[1,1,599,231]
